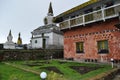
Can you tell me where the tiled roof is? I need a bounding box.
[32,24,63,35]
[33,24,57,31]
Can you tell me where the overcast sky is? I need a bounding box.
[0,0,89,44]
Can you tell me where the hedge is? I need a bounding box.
[0,49,63,61]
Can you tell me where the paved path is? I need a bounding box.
[112,74,120,80]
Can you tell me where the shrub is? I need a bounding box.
[47,71,66,80]
[0,49,63,61]
[0,50,4,62]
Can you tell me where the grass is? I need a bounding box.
[3,60,113,80]
[0,62,40,80]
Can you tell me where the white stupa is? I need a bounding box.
[31,2,63,49]
[4,30,15,49]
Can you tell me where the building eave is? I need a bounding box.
[31,36,49,39]
[54,0,99,22]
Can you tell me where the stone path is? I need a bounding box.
[113,74,120,80]
[112,64,120,80]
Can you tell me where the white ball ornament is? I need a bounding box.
[40,72,47,79]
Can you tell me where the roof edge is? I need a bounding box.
[54,0,99,21]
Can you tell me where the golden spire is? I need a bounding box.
[48,2,53,16]
[17,32,22,45]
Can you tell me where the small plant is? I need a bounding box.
[47,71,66,80]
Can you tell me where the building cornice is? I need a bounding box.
[54,0,99,21]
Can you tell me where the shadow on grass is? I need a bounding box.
[23,61,50,67]
[42,66,63,74]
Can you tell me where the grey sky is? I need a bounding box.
[0,0,89,44]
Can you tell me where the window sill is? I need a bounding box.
[76,52,84,54]
[98,49,109,54]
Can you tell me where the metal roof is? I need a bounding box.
[54,0,99,21]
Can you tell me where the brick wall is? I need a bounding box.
[63,18,120,62]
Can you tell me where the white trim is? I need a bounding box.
[60,3,120,30]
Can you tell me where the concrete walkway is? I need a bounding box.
[113,74,120,80]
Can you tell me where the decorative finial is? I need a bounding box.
[19,32,20,37]
[9,30,12,36]
[48,2,53,16]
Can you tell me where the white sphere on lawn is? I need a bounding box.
[40,72,47,79]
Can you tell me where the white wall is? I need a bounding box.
[31,32,63,49]
[45,16,54,25]
[31,38,42,49]
[4,43,15,49]
[45,33,53,45]
[31,33,52,49]
[52,32,63,48]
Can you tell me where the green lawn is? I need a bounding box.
[0,60,113,80]
[0,62,40,80]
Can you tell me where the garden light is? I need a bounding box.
[40,72,47,80]
[111,58,114,68]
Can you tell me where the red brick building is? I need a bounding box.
[55,0,120,62]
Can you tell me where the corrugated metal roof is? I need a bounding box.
[55,0,99,19]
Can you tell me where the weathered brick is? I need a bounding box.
[63,18,120,62]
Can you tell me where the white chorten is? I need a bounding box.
[31,2,63,49]
[4,30,15,49]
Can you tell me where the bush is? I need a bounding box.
[0,49,63,61]
[47,71,66,80]
[0,51,4,62]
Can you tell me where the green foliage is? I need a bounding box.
[47,71,66,80]
[0,60,113,80]
[9,74,24,80]
[0,50,4,55]
[1,49,63,61]
[11,60,113,80]
[0,73,1,80]
[0,62,40,80]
